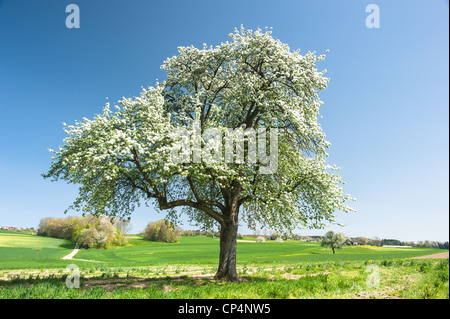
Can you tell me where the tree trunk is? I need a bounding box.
[215,219,241,282]
[214,186,242,282]
[332,246,335,254]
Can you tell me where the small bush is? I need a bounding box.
[142,219,180,243]
[269,232,278,240]
[256,236,265,242]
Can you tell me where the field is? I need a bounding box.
[0,230,448,299]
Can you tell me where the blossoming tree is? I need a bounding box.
[43,27,354,281]
[321,230,348,254]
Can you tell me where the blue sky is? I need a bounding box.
[0,0,448,242]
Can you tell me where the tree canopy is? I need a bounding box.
[43,27,354,281]
[321,230,348,254]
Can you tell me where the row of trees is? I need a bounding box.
[159,226,449,250]
[321,231,449,254]
[414,241,449,249]
[182,230,221,237]
[38,215,129,249]
[349,236,449,249]
[143,224,287,242]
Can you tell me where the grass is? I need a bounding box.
[1,231,444,270]
[0,230,448,299]
[72,236,444,267]
[0,259,447,299]
[0,230,74,269]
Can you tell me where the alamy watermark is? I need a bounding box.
[365,4,380,29]
[65,264,80,288]
[365,264,380,289]
[65,4,80,29]
[170,120,278,174]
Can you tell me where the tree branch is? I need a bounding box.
[187,175,226,212]
[158,197,225,227]
[130,147,160,196]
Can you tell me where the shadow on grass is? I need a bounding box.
[1,273,272,291]
[80,274,275,290]
[58,241,77,250]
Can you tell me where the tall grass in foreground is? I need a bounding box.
[0,259,447,299]
[401,259,449,299]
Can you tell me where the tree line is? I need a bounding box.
[321,231,449,255]
[351,236,448,249]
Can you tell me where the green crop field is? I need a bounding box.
[0,230,448,299]
[74,236,444,266]
[1,231,444,269]
[0,230,74,269]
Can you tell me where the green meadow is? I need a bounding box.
[0,231,444,269]
[0,230,74,269]
[75,236,443,266]
[0,230,448,299]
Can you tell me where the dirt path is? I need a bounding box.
[61,248,79,260]
[410,252,449,259]
[61,245,101,263]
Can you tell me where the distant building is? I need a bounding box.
[347,238,365,245]
[0,226,24,231]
